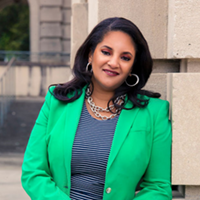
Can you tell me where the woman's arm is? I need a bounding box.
[21,89,71,200]
[134,101,172,199]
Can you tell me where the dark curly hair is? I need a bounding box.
[51,17,160,110]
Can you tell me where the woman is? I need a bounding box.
[21,17,172,200]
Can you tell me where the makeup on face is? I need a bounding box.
[89,31,136,92]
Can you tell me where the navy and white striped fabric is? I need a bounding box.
[70,102,119,200]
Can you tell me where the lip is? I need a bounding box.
[103,69,119,76]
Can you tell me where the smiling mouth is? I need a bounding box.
[103,69,119,76]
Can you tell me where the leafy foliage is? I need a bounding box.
[0,4,29,51]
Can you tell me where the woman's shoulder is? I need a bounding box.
[46,85,75,101]
[47,86,56,96]
[45,86,56,102]
[145,96,170,117]
[45,86,66,108]
[137,94,169,109]
[45,85,86,106]
[136,94,170,115]
[148,96,169,107]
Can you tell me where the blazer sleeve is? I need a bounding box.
[21,89,71,200]
[134,100,172,200]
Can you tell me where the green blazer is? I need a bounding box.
[21,87,172,200]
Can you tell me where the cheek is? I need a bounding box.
[92,57,106,69]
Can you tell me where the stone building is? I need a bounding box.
[0,0,72,95]
[0,0,71,58]
[0,0,200,199]
[71,1,200,200]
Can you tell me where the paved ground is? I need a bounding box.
[0,97,44,200]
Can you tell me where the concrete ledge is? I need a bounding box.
[40,0,63,6]
[14,66,71,96]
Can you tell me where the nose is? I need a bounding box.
[107,55,119,68]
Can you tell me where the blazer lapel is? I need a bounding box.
[106,100,140,174]
[62,88,140,188]
[63,88,86,189]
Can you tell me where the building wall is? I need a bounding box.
[0,0,72,96]
[71,1,200,199]
[1,0,200,199]
[0,65,71,96]
[27,0,71,61]
[0,0,71,60]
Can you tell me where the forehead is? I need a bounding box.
[97,31,135,52]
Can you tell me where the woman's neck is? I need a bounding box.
[90,86,114,108]
[85,84,122,120]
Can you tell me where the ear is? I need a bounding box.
[128,68,133,76]
[88,51,93,63]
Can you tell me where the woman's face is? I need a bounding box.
[89,31,136,93]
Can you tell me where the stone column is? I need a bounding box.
[71,0,88,68]
[168,73,200,200]
[63,0,71,63]
[28,0,40,61]
[40,0,63,54]
[168,0,200,75]
[85,1,200,199]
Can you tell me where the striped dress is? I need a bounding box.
[70,102,119,200]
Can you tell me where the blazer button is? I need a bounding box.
[106,187,112,194]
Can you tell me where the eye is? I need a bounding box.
[121,56,131,61]
[101,50,110,56]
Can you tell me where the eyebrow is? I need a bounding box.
[101,45,133,57]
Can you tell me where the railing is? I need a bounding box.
[0,57,16,127]
[0,50,70,63]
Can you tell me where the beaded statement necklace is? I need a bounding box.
[85,86,126,120]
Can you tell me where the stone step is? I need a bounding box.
[0,97,44,153]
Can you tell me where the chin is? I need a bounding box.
[101,84,120,92]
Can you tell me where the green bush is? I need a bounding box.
[0,4,30,51]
